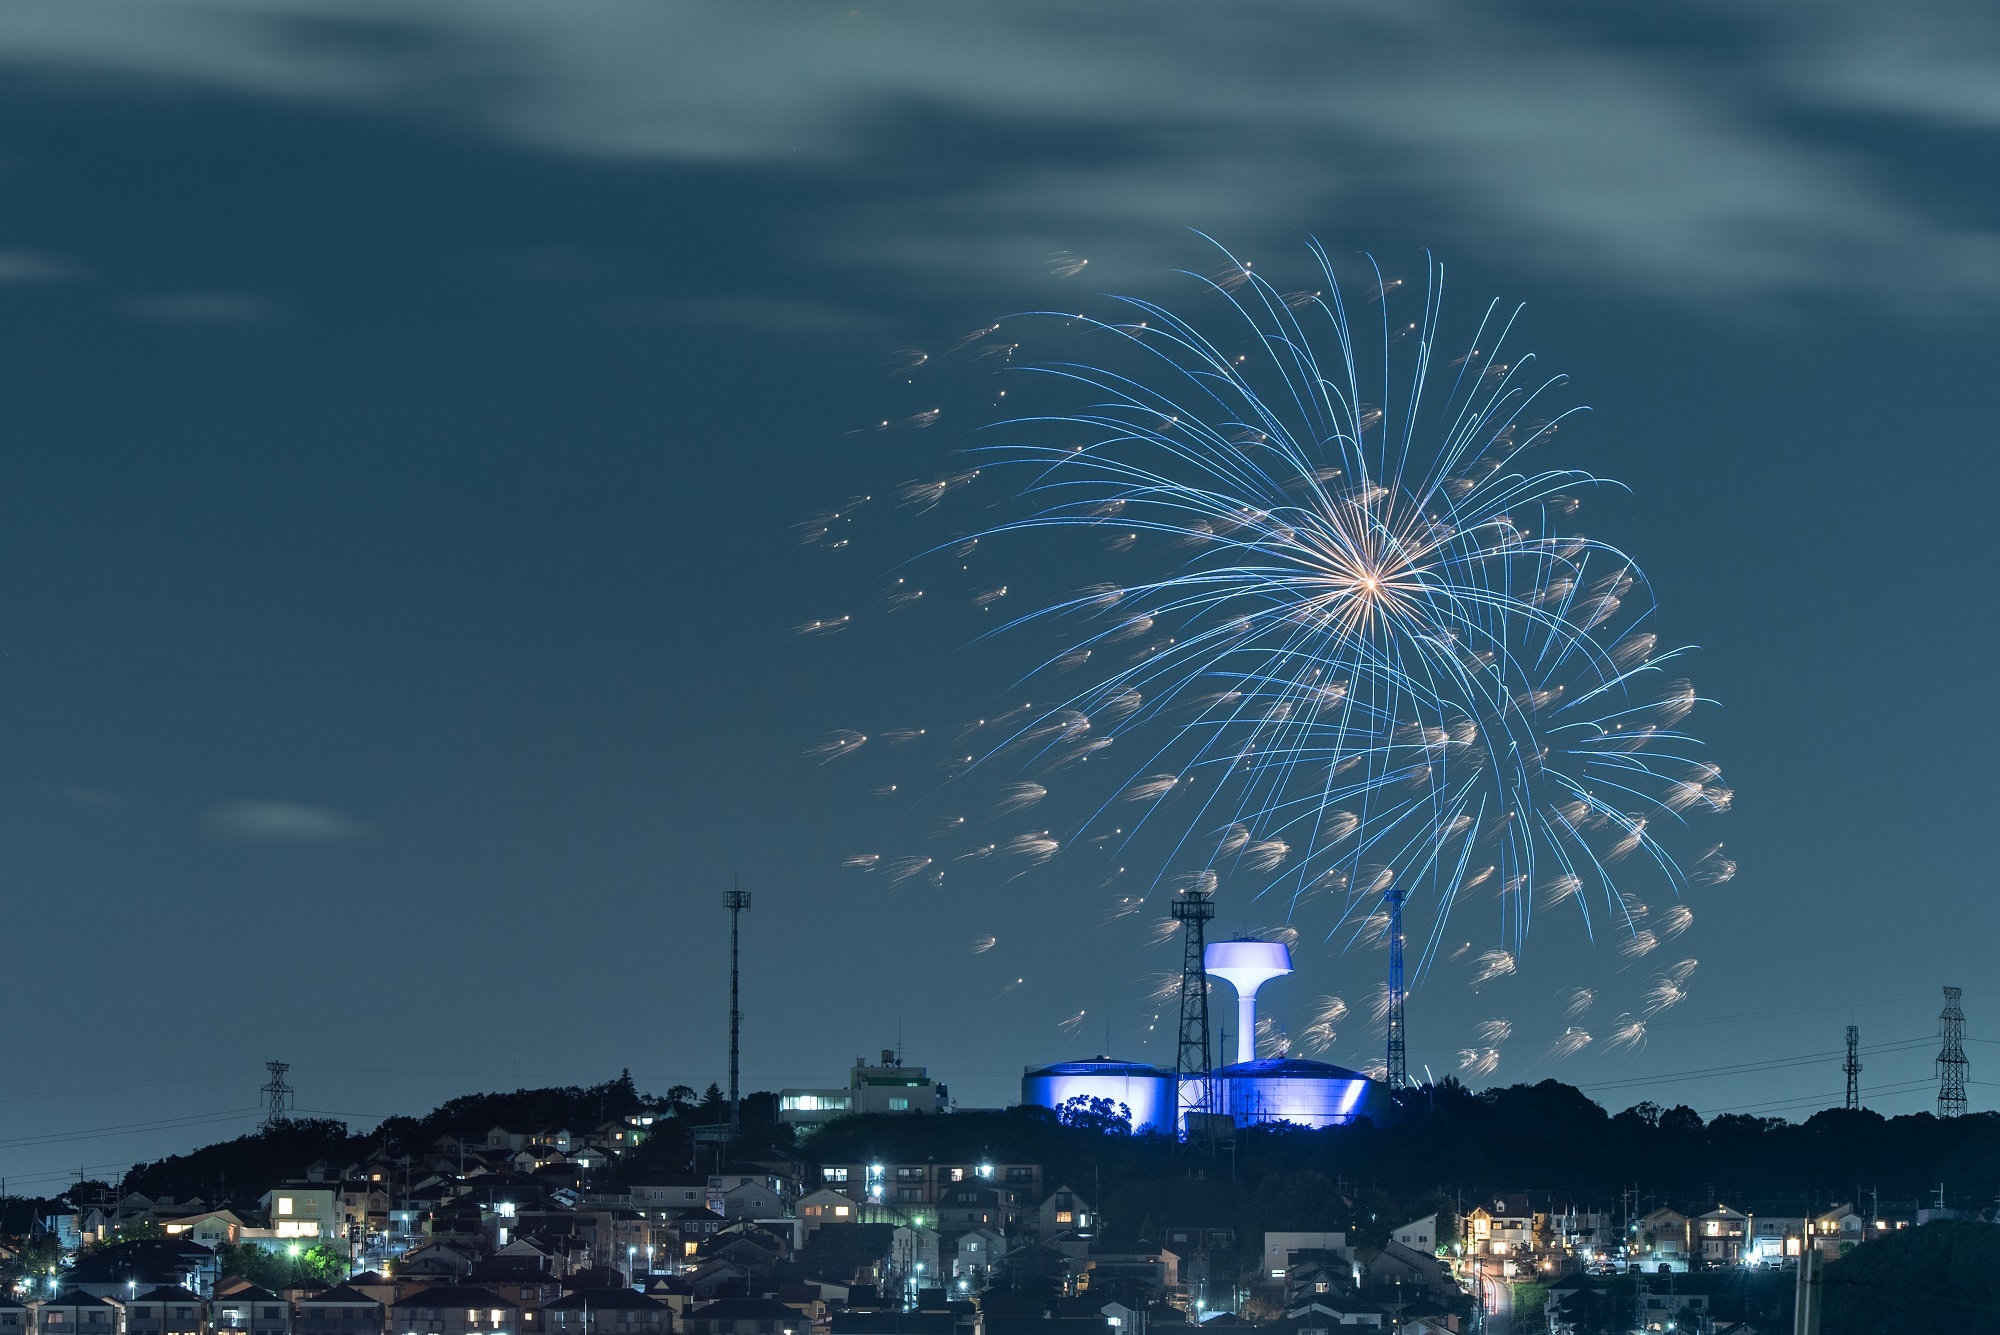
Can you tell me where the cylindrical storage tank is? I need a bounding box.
[1022,1058,1177,1135]
[1214,1057,1387,1128]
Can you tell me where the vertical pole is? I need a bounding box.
[1793,1239,1821,1335]
[1843,1026,1861,1111]
[1386,886,1407,1090]
[726,883,752,1134]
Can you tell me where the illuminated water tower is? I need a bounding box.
[1204,938,1294,1064]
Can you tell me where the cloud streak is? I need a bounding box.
[207,800,368,842]
[0,1,1993,306]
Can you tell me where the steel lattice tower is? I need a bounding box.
[1172,887,1216,1130]
[1937,986,1967,1118]
[1844,1025,1861,1111]
[261,1060,292,1129]
[1385,885,1408,1090]
[725,884,752,1132]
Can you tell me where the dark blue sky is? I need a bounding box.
[1,1,1996,1190]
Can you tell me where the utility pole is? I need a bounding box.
[1938,987,1968,1118]
[1386,884,1408,1090]
[1172,886,1216,1140]
[1793,1236,1823,1335]
[261,1061,293,1129]
[725,882,752,1133]
[1843,1025,1861,1111]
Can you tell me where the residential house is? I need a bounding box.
[933,1186,1006,1236]
[582,1119,653,1155]
[1741,1204,1810,1265]
[681,1301,811,1335]
[1261,1234,1350,1280]
[122,1288,206,1335]
[1635,1286,1707,1331]
[339,1183,392,1242]
[706,1170,798,1222]
[1632,1209,1690,1268]
[1463,1196,1535,1260]
[1693,1206,1749,1265]
[61,1240,218,1300]
[949,1229,1004,1293]
[796,1191,866,1240]
[1077,1245,1178,1301]
[32,1292,121,1335]
[798,1225,899,1289]
[632,1183,710,1216]
[466,1257,563,1310]
[542,1292,670,1335]
[1387,1217,1438,1255]
[1810,1204,1864,1258]
[390,1288,521,1335]
[1039,1189,1094,1240]
[161,1211,252,1250]
[260,1189,342,1251]
[0,1298,27,1335]
[212,1285,291,1335]
[1363,1245,1453,1299]
[1281,1297,1386,1329]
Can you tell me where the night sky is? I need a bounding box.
[2,1,1997,1192]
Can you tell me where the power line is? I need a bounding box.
[0,1108,260,1151]
[1576,1036,1934,1094]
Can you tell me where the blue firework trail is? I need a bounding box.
[812,240,1730,1037]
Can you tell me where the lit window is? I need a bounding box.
[803,1206,821,1218]
[277,1198,295,1216]
[1057,1211,1074,1224]
[824,1168,849,1183]
[889,1098,910,1111]
[834,1206,850,1218]
[950,1169,964,1182]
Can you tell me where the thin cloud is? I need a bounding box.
[126,291,274,323]
[0,250,77,282]
[207,800,369,842]
[0,1,1988,306]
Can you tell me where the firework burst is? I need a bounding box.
[813,239,1730,1051]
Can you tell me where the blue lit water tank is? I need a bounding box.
[1022,1057,1177,1135]
[1214,1057,1385,1128]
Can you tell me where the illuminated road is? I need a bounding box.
[1481,1271,1512,1335]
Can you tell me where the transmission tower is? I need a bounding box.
[725,883,752,1132]
[1172,886,1216,1134]
[1385,885,1408,1090]
[1937,986,1967,1118]
[1843,1025,1861,1111]
[261,1060,293,1129]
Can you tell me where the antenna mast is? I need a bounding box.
[1843,1025,1861,1111]
[1937,987,1967,1118]
[1172,886,1216,1136]
[1386,885,1408,1090]
[261,1061,293,1129]
[726,883,752,1132]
